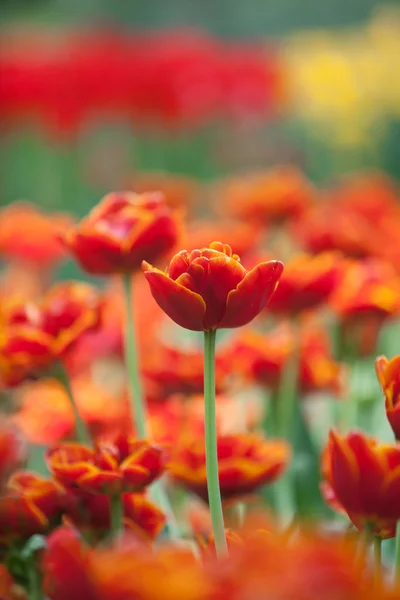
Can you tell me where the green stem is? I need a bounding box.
[122,275,179,540]
[110,493,124,535]
[122,274,148,438]
[373,537,382,587]
[273,339,300,525]
[56,362,90,444]
[204,329,227,557]
[27,561,43,600]
[394,521,400,584]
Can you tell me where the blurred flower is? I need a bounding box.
[376,355,400,440]
[143,241,283,331]
[0,419,26,491]
[12,375,128,444]
[170,433,290,501]
[47,435,164,495]
[143,341,228,400]
[64,491,165,540]
[293,174,400,259]
[323,430,400,538]
[43,527,95,600]
[129,171,198,210]
[0,471,63,543]
[0,282,102,388]
[44,527,207,600]
[229,323,343,395]
[62,192,181,275]
[219,166,315,225]
[0,202,72,268]
[331,258,400,355]
[184,219,262,259]
[266,252,341,316]
[0,564,25,600]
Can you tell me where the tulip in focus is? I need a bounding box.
[170,433,290,501]
[62,192,181,275]
[143,241,283,331]
[323,430,400,538]
[376,355,400,440]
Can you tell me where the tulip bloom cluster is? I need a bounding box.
[3,167,400,596]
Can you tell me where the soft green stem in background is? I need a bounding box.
[56,362,90,444]
[273,339,300,525]
[110,493,124,535]
[27,561,43,600]
[204,329,227,556]
[394,521,400,584]
[122,274,179,540]
[373,537,382,587]
[122,274,148,438]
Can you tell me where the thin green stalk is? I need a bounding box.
[394,521,400,584]
[110,494,124,535]
[27,560,43,600]
[122,275,179,540]
[56,362,90,444]
[204,329,227,557]
[273,341,300,525]
[122,274,148,438]
[373,537,382,587]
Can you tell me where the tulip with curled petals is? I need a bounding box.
[143,241,283,331]
[62,192,181,275]
[46,434,164,495]
[322,430,400,538]
[376,355,400,441]
[169,433,290,502]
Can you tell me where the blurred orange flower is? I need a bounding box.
[129,170,198,210]
[13,375,128,444]
[170,433,290,501]
[266,252,342,316]
[47,435,164,495]
[293,172,400,259]
[322,430,400,538]
[219,166,315,224]
[64,491,165,540]
[229,323,343,394]
[0,471,64,543]
[0,282,102,388]
[376,355,400,441]
[62,192,181,275]
[143,241,283,331]
[0,419,26,492]
[143,341,228,400]
[0,564,24,600]
[184,219,262,259]
[0,202,72,268]
[331,259,400,355]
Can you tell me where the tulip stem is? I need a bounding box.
[122,274,148,438]
[273,336,299,525]
[110,494,124,535]
[27,560,43,600]
[55,362,91,444]
[373,536,382,586]
[122,275,179,540]
[204,329,227,557]
[394,521,400,584]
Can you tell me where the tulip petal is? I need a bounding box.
[144,271,206,331]
[219,261,284,329]
[329,431,361,513]
[346,433,386,514]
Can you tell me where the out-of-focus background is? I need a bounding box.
[1,0,400,225]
